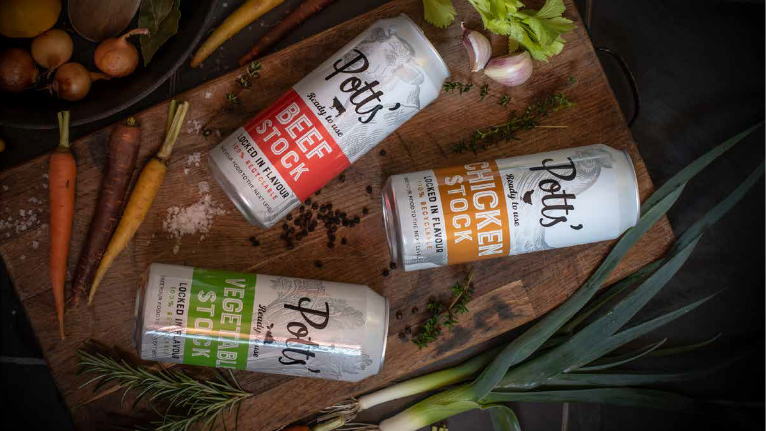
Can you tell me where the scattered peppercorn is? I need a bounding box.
[300,206,305,213]
[379,149,387,156]
[362,207,369,215]
[286,214,292,220]
[304,198,312,205]
[396,310,403,320]
[412,306,419,314]
[366,185,373,194]
[382,269,390,277]
[312,203,318,210]
[327,242,335,249]
[339,174,346,182]
[404,326,411,335]
[353,216,360,224]
[399,331,407,340]
[314,260,323,268]
[390,262,397,270]
[340,238,347,245]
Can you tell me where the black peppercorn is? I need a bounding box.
[366,185,373,194]
[342,219,349,226]
[327,242,335,249]
[379,149,387,156]
[382,269,390,277]
[320,205,327,213]
[412,306,419,314]
[340,238,347,245]
[314,260,323,268]
[286,214,292,220]
[315,189,321,195]
[312,203,318,210]
[252,240,260,246]
[398,331,407,340]
[308,225,315,232]
[328,234,336,242]
[300,206,305,213]
[362,207,369,215]
[353,216,360,223]
[404,326,411,335]
[304,198,312,205]
[390,262,397,270]
[339,174,346,182]
[395,310,403,320]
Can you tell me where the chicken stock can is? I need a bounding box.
[381,145,641,271]
[209,14,449,228]
[133,263,389,382]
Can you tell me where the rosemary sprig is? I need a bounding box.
[412,271,475,349]
[443,81,473,95]
[452,93,574,154]
[77,350,251,431]
[480,84,489,101]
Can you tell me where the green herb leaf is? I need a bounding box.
[423,0,457,28]
[139,0,181,66]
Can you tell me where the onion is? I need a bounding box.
[94,28,149,78]
[31,29,73,72]
[49,62,109,101]
[0,48,38,93]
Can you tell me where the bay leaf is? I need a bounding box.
[138,0,175,34]
[139,0,181,66]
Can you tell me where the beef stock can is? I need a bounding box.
[133,263,389,382]
[209,14,449,228]
[381,145,641,272]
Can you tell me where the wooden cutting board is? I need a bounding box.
[0,1,673,430]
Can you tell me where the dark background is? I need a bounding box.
[1,0,764,430]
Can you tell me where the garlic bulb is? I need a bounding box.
[483,51,533,87]
[462,24,491,72]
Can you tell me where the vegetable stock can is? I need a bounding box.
[133,263,389,382]
[209,14,449,228]
[381,145,641,271]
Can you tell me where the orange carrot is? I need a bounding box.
[49,111,76,339]
[238,0,337,66]
[71,117,141,305]
[88,101,189,305]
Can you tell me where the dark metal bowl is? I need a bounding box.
[0,1,216,129]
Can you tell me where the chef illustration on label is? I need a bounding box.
[325,25,427,161]
[511,147,614,252]
[248,277,372,379]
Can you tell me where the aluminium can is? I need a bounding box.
[133,263,389,382]
[381,144,641,272]
[209,14,450,228]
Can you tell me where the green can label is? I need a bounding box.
[135,263,389,382]
[183,268,257,369]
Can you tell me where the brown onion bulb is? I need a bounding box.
[0,48,38,93]
[94,28,149,78]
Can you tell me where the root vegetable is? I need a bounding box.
[49,111,76,339]
[72,117,142,305]
[191,0,286,68]
[49,62,109,101]
[88,101,189,304]
[0,48,38,93]
[31,29,74,72]
[94,28,149,78]
[238,0,336,66]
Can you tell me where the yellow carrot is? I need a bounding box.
[87,101,189,305]
[190,0,286,68]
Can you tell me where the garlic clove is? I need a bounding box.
[483,51,534,87]
[462,24,492,72]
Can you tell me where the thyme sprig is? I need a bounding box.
[452,93,574,154]
[412,271,475,349]
[480,84,489,101]
[237,61,262,89]
[77,350,251,431]
[443,81,473,95]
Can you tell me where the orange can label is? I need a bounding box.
[434,161,511,265]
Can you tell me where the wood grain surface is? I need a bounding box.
[0,1,674,430]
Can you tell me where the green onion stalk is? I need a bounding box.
[313,123,764,431]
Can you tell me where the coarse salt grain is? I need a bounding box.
[162,194,226,241]
[2,185,7,191]
[197,181,210,195]
[32,240,39,249]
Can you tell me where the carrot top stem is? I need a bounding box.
[165,99,177,135]
[57,111,70,149]
[156,101,188,161]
